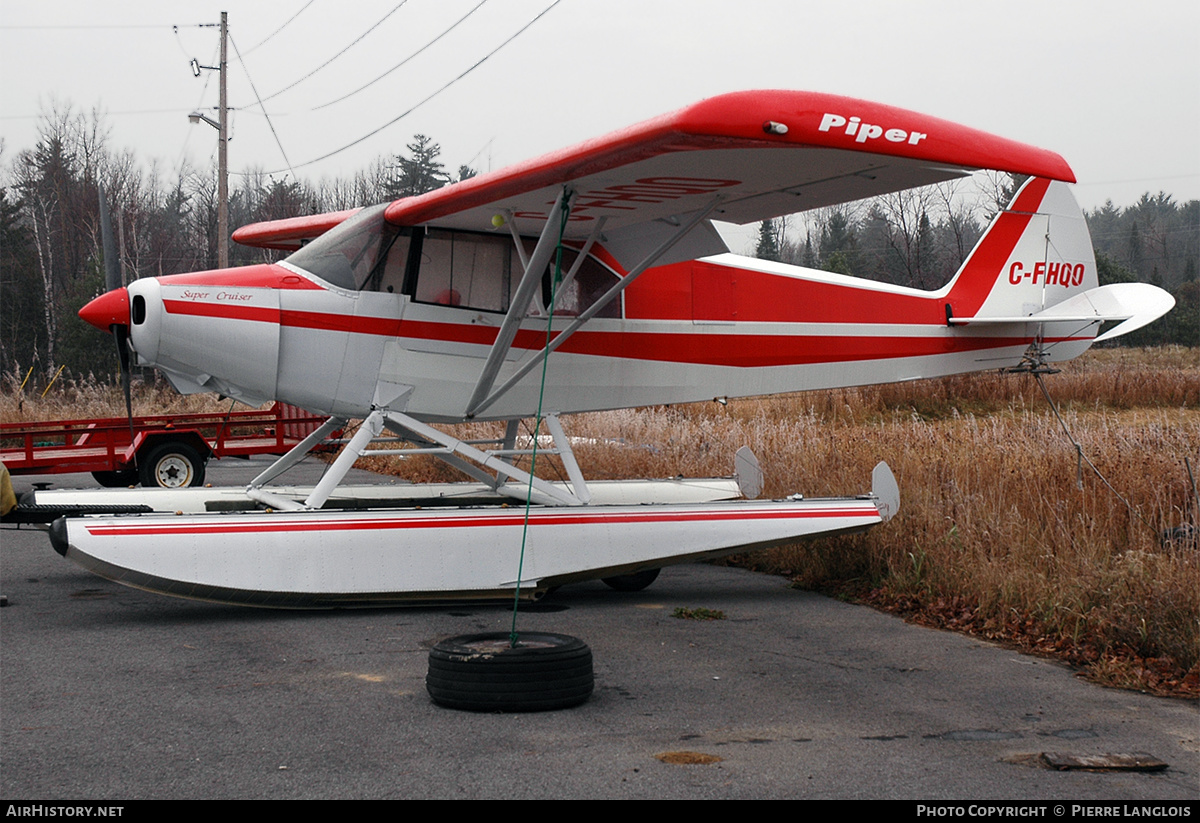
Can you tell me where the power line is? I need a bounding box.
[264,0,563,174]
[229,34,296,181]
[249,1,409,107]
[0,23,216,29]
[239,0,317,58]
[0,110,177,119]
[313,0,489,111]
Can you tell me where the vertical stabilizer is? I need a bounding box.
[947,178,1097,320]
[943,177,1103,361]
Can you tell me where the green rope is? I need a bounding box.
[509,190,571,646]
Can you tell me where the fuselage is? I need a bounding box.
[102,257,1063,422]
[80,181,1101,422]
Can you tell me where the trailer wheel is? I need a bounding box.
[139,442,205,488]
[92,470,138,488]
[427,632,593,712]
[602,567,660,592]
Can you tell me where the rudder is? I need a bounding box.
[943,177,1104,362]
[946,177,1097,323]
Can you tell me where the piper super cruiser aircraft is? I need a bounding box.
[52,90,1172,607]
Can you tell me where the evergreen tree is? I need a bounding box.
[0,186,43,373]
[819,210,858,274]
[993,173,1030,213]
[755,219,782,262]
[1126,220,1144,277]
[389,135,450,198]
[1095,251,1137,286]
[800,233,817,269]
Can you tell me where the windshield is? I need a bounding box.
[284,204,404,291]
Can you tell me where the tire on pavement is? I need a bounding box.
[427,631,593,712]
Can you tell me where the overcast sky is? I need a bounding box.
[3,0,1197,232]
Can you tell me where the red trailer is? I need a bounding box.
[0,403,338,488]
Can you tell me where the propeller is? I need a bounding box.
[97,186,136,459]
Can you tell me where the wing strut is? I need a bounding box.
[468,196,725,418]
[464,187,576,417]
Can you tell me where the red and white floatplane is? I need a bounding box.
[45,90,1172,606]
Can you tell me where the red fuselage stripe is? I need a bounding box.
[84,506,876,537]
[396,321,1038,366]
[165,301,278,324]
[164,297,1054,367]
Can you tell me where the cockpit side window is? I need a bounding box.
[284,208,623,315]
[284,204,406,292]
[362,231,411,293]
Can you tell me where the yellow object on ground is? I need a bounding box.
[1,461,16,516]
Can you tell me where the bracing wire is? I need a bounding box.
[1033,369,1155,533]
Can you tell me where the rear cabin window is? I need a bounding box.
[545,247,622,318]
[509,240,622,319]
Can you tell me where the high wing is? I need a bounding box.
[234,89,1074,266]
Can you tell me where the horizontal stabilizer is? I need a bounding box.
[948,283,1175,342]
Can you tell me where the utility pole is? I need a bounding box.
[188,12,229,269]
[217,10,229,269]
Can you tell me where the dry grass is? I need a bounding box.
[359,346,1199,693]
[5,347,1197,693]
[563,347,1199,695]
[1,371,235,423]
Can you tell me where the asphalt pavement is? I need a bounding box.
[2,457,1197,800]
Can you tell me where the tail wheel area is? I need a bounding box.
[139,442,206,488]
[601,567,661,592]
[427,632,593,712]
